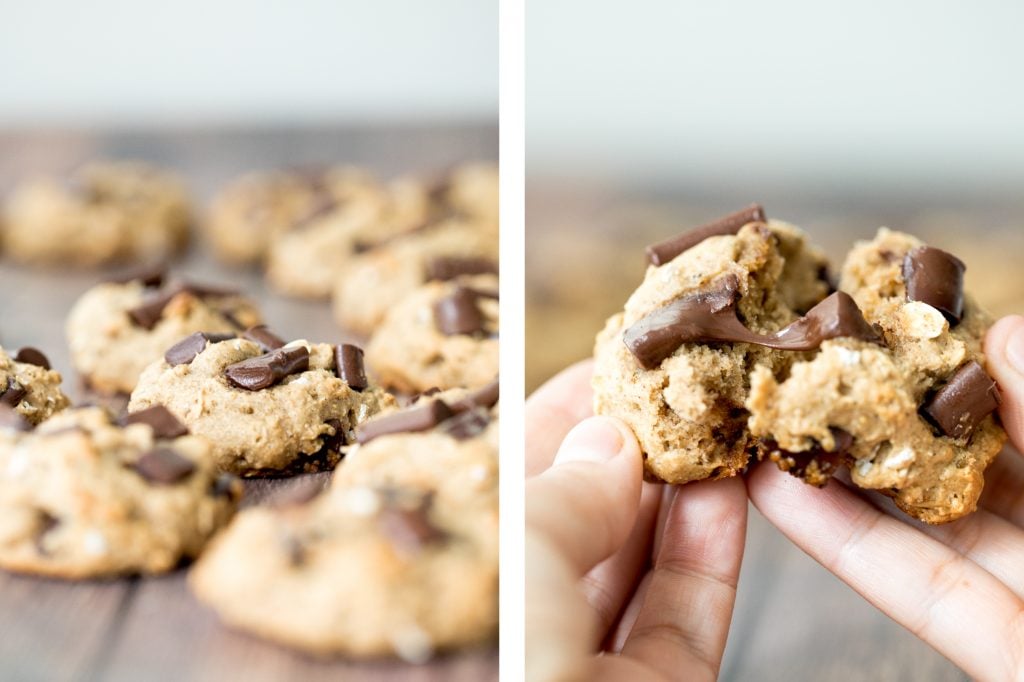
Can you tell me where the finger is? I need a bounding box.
[620,477,747,681]
[984,315,1024,450]
[581,481,661,646]
[979,447,1024,526]
[526,359,595,477]
[650,485,679,564]
[527,416,643,576]
[608,568,653,653]
[748,463,1024,681]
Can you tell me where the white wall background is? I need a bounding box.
[528,0,1024,193]
[0,0,497,127]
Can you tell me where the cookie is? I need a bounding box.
[593,207,1005,523]
[432,162,499,230]
[263,170,431,298]
[0,407,241,578]
[0,345,70,425]
[331,217,499,335]
[747,229,1005,523]
[2,161,190,266]
[128,333,395,476]
[365,275,499,393]
[189,384,498,659]
[66,270,263,394]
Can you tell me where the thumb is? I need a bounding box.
[985,315,1024,450]
[526,416,643,576]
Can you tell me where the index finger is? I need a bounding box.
[525,359,595,476]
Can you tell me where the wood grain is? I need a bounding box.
[0,124,497,682]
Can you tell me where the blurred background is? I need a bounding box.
[528,2,1022,680]
[0,3,497,680]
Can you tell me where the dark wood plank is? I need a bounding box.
[0,125,497,680]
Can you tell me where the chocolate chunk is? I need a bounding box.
[164,332,236,367]
[224,346,310,391]
[0,403,31,431]
[270,476,325,507]
[356,400,455,444]
[321,418,347,453]
[902,246,966,325]
[440,407,491,440]
[921,361,1000,439]
[433,287,486,336]
[425,256,498,281]
[645,204,766,266]
[334,344,368,391]
[120,405,189,439]
[14,347,51,370]
[0,378,26,408]
[764,428,853,487]
[623,276,881,369]
[210,473,242,500]
[378,498,445,555]
[133,447,195,484]
[449,378,499,412]
[128,282,240,330]
[108,264,166,287]
[242,325,286,351]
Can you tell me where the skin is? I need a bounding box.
[526,315,1024,682]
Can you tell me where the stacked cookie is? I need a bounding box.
[0,157,499,662]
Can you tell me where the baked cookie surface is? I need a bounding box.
[2,161,190,266]
[365,275,499,392]
[190,384,498,659]
[593,207,1005,523]
[128,334,395,476]
[332,217,498,336]
[0,407,241,578]
[0,345,69,425]
[66,271,263,394]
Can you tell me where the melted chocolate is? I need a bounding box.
[645,204,766,266]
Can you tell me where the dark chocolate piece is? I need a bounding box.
[120,405,189,439]
[622,276,880,369]
[921,361,1000,439]
[433,287,486,336]
[334,344,368,391]
[764,428,853,487]
[449,378,499,412]
[378,499,445,555]
[321,418,347,453]
[0,379,26,408]
[14,347,51,370]
[645,204,766,266]
[224,346,310,391]
[902,246,966,325]
[440,407,491,440]
[242,325,286,351]
[128,282,239,330]
[0,403,31,431]
[425,256,498,281]
[164,332,236,367]
[133,447,195,484]
[355,400,455,444]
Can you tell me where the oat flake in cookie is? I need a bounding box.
[1,161,191,266]
[0,345,69,425]
[190,384,498,659]
[0,407,241,578]
[365,274,499,393]
[128,333,395,476]
[67,271,263,394]
[593,207,1005,524]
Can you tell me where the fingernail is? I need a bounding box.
[553,417,625,466]
[1006,318,1024,375]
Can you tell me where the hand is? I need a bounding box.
[747,315,1024,681]
[526,360,747,681]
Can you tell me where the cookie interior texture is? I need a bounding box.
[593,219,1006,524]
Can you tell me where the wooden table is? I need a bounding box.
[527,181,1024,681]
[0,124,498,682]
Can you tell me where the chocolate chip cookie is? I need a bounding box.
[593,206,1005,523]
[128,332,395,476]
[0,345,69,426]
[2,161,191,266]
[332,216,499,335]
[365,275,499,393]
[189,382,498,659]
[0,407,241,578]
[431,162,499,230]
[67,270,263,394]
